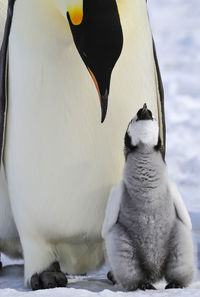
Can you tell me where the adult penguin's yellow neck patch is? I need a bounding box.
[67,0,83,25]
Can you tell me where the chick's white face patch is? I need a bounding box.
[128,118,159,147]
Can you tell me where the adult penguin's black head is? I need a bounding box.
[67,0,123,122]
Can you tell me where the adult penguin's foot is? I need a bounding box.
[30,261,68,290]
[107,271,117,285]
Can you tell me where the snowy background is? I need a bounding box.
[149,0,200,213]
[1,0,200,296]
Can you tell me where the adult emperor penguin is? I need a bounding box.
[0,0,165,289]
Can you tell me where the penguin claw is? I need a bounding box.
[139,283,156,291]
[30,262,68,290]
[165,283,183,289]
[31,273,42,291]
[107,271,117,285]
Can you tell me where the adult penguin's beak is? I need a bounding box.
[67,0,123,123]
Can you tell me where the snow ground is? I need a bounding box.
[1,0,200,296]
[1,256,200,297]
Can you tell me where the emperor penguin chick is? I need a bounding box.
[102,104,194,291]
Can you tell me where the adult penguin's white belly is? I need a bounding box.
[5,0,160,280]
[0,0,7,45]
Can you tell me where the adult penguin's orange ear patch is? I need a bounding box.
[67,3,83,25]
[67,0,123,123]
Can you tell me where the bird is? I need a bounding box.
[0,0,165,289]
[102,104,194,291]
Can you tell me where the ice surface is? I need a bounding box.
[1,256,200,297]
[1,0,200,296]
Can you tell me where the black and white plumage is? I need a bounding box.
[0,0,166,289]
[102,105,194,291]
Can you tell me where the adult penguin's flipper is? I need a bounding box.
[153,39,166,157]
[146,0,166,157]
[0,0,16,166]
